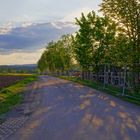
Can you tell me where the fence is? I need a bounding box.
[45,63,140,99]
[73,64,140,99]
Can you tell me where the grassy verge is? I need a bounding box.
[0,73,35,76]
[0,74,37,115]
[59,76,140,106]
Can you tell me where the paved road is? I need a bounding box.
[9,76,140,140]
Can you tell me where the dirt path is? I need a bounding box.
[7,76,140,140]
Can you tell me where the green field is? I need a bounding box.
[0,74,37,115]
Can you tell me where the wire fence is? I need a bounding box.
[46,63,140,101]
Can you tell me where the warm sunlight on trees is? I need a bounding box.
[38,0,139,93]
[38,35,73,73]
[100,0,140,90]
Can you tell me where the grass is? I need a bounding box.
[59,76,140,106]
[0,74,37,115]
[0,73,34,76]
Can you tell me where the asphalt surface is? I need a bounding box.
[9,76,140,140]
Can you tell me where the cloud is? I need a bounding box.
[0,22,14,35]
[0,21,78,64]
[51,22,62,29]
[62,7,93,22]
[0,22,77,55]
[0,49,44,65]
[21,22,35,28]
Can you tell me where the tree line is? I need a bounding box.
[38,35,74,73]
[38,0,140,89]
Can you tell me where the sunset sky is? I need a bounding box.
[0,0,102,65]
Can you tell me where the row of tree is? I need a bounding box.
[38,0,139,87]
[38,35,74,73]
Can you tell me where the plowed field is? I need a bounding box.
[0,75,26,89]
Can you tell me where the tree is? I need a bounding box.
[100,0,140,63]
[73,13,93,71]
[72,11,117,71]
[100,0,140,90]
[38,35,73,73]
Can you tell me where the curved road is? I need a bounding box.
[9,76,140,140]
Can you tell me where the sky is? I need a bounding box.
[0,0,102,65]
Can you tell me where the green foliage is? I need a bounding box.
[100,0,140,89]
[38,35,74,73]
[100,0,140,64]
[73,13,93,70]
[38,7,139,71]
[0,75,37,114]
[72,11,117,70]
[38,1,139,91]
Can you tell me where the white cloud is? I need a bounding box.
[0,22,14,34]
[0,49,44,65]
[21,22,35,28]
[62,7,93,22]
[51,21,78,29]
[51,22,62,29]
[0,21,35,34]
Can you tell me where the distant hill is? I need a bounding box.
[0,64,37,73]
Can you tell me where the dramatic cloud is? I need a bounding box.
[0,0,101,65]
[0,22,77,55]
